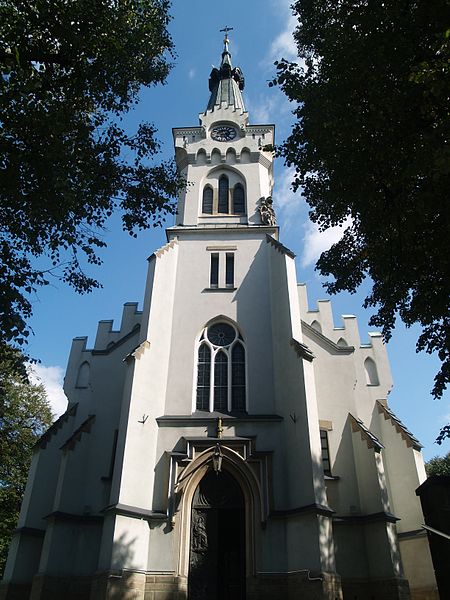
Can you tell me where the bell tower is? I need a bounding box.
[173,31,276,230]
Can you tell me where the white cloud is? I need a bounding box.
[247,86,293,133]
[188,68,196,79]
[268,14,298,64]
[275,166,299,210]
[300,218,351,268]
[273,166,307,229]
[28,363,67,419]
[250,95,278,124]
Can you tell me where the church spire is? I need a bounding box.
[206,29,246,114]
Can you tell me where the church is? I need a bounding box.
[1,35,438,600]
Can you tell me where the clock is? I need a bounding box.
[211,125,237,142]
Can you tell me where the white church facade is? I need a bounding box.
[1,37,438,600]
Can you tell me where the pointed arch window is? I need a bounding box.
[231,342,246,411]
[214,351,228,411]
[202,186,213,214]
[76,361,90,388]
[195,322,247,413]
[196,344,211,410]
[364,357,379,386]
[218,175,229,213]
[233,183,245,214]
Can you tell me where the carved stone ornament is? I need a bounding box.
[192,510,208,552]
[258,196,277,226]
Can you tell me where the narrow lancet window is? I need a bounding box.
[196,344,211,411]
[364,357,379,386]
[233,183,245,214]
[76,361,90,388]
[320,430,332,476]
[231,342,246,411]
[226,253,234,287]
[202,186,213,214]
[210,254,219,288]
[218,175,229,213]
[214,351,228,411]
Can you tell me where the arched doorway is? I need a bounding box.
[189,469,245,600]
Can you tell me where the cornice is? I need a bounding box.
[397,528,428,540]
[60,414,96,452]
[290,338,315,362]
[103,503,166,522]
[349,414,384,452]
[270,503,334,519]
[35,403,78,449]
[157,414,283,427]
[258,153,272,169]
[245,125,274,134]
[150,238,179,260]
[377,400,422,450]
[45,510,103,524]
[333,511,399,525]
[166,224,278,241]
[265,234,295,258]
[124,339,151,363]
[12,526,46,538]
[173,127,205,137]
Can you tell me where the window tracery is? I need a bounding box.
[195,321,246,413]
[200,173,246,215]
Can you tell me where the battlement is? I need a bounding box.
[64,302,143,396]
[297,283,385,351]
[298,283,392,395]
[92,302,142,351]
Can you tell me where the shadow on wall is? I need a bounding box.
[90,532,140,600]
[103,532,187,600]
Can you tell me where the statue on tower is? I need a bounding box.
[258,196,277,226]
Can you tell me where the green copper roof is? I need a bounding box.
[206,37,246,113]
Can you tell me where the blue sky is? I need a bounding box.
[27,0,448,460]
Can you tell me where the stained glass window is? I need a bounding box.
[218,175,229,213]
[233,183,245,214]
[207,323,236,346]
[195,323,246,414]
[214,351,228,411]
[202,186,213,214]
[196,344,211,410]
[232,342,246,411]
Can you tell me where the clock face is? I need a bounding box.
[211,125,237,142]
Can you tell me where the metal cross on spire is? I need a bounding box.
[220,26,233,52]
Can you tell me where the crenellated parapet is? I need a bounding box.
[298,283,392,398]
[64,302,143,398]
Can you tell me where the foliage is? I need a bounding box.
[0,0,183,349]
[426,452,450,477]
[274,1,450,416]
[0,346,53,576]
[436,424,450,445]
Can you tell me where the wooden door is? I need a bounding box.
[189,470,245,600]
